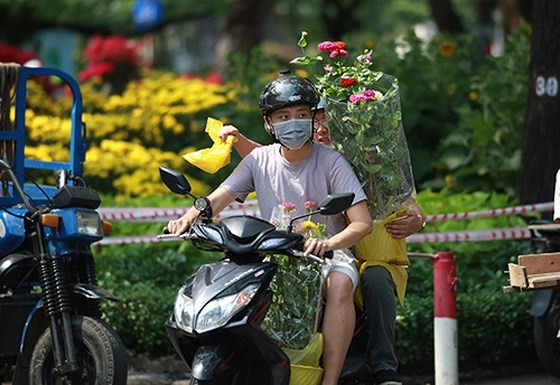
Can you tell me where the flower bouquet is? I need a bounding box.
[263,201,326,350]
[291,33,416,220]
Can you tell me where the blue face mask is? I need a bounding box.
[272,119,313,150]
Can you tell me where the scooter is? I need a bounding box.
[528,219,560,378]
[0,65,127,384]
[158,166,357,385]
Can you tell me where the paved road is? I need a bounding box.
[462,372,560,385]
[3,363,558,384]
[125,370,560,385]
[399,369,560,385]
[3,371,559,384]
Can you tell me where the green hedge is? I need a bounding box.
[396,284,534,373]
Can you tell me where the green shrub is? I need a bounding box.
[397,287,534,373]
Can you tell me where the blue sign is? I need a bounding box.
[133,0,163,29]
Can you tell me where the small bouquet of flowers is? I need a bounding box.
[291,32,416,220]
[264,201,326,349]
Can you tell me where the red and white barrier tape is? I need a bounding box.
[99,200,554,223]
[425,201,553,222]
[98,200,260,222]
[96,226,533,246]
[407,226,531,243]
[95,201,552,246]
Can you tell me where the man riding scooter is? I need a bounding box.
[217,94,424,385]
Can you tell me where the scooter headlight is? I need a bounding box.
[195,283,260,333]
[174,291,194,333]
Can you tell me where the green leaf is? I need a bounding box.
[290,57,313,65]
[298,31,308,48]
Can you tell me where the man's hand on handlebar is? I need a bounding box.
[167,215,193,236]
[303,237,332,258]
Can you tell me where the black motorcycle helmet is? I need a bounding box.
[259,69,319,115]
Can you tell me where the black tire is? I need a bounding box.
[29,316,128,385]
[534,291,560,378]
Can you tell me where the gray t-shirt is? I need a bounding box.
[220,143,367,236]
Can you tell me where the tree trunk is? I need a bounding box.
[519,1,560,210]
[500,0,533,36]
[428,0,465,34]
[215,0,277,75]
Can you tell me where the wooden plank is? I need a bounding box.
[527,272,560,289]
[517,252,560,275]
[502,285,521,293]
[507,263,528,289]
[528,223,560,230]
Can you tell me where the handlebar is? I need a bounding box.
[157,230,333,262]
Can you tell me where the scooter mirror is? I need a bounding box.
[318,193,355,215]
[159,166,192,196]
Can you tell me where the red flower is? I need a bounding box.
[78,62,116,82]
[83,35,105,62]
[204,72,223,85]
[83,34,141,65]
[332,41,346,51]
[0,43,38,64]
[340,78,357,88]
[317,40,348,58]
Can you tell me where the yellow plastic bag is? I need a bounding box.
[283,332,324,385]
[354,206,410,266]
[183,117,237,174]
[282,332,323,367]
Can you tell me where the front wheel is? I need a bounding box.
[29,316,128,385]
[534,290,560,378]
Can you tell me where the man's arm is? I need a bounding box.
[167,187,236,235]
[303,200,372,256]
[219,125,262,158]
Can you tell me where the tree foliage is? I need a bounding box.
[0,0,228,41]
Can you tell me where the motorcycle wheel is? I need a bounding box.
[29,315,128,385]
[534,291,560,378]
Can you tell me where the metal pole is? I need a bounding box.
[433,251,459,385]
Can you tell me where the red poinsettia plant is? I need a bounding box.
[79,35,143,94]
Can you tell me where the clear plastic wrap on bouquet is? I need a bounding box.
[262,256,323,350]
[327,73,416,220]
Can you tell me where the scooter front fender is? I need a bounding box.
[190,344,231,381]
[530,289,555,317]
[72,283,119,301]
